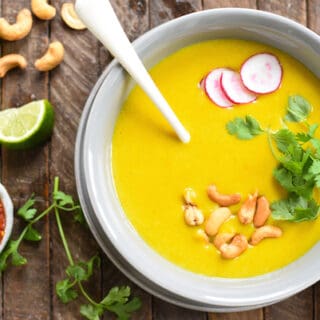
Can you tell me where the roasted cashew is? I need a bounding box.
[207,185,241,207]
[61,3,86,30]
[0,54,27,78]
[250,225,282,245]
[213,232,235,250]
[35,41,64,71]
[183,187,196,206]
[220,234,248,259]
[238,192,258,225]
[205,207,231,236]
[0,9,32,41]
[31,0,56,20]
[184,205,204,226]
[194,229,210,244]
[253,196,271,227]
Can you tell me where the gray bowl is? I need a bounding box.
[75,8,320,311]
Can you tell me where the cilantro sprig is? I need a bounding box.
[226,95,320,222]
[0,177,141,320]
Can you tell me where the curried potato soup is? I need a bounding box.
[112,40,320,278]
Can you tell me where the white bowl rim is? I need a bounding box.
[76,8,320,310]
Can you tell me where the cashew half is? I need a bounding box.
[0,9,32,41]
[220,234,248,259]
[183,187,196,206]
[61,3,86,30]
[213,232,235,250]
[205,207,231,236]
[253,196,271,227]
[31,0,56,20]
[184,205,204,226]
[0,54,27,78]
[207,185,241,207]
[35,41,64,71]
[250,225,282,245]
[238,192,258,225]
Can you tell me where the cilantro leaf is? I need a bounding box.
[66,255,100,282]
[17,194,37,221]
[271,195,320,222]
[80,304,104,320]
[0,240,27,271]
[23,225,42,242]
[106,297,142,320]
[53,191,75,208]
[285,95,312,122]
[226,115,263,140]
[73,208,87,226]
[56,279,78,303]
[273,129,298,153]
[101,286,131,306]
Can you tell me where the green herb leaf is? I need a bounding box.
[106,297,142,320]
[23,225,42,242]
[101,286,131,306]
[66,255,100,282]
[17,194,37,221]
[226,115,263,140]
[53,191,75,208]
[80,304,104,320]
[56,279,78,303]
[0,240,27,271]
[273,129,298,153]
[11,250,27,266]
[73,208,87,226]
[272,195,320,222]
[285,95,312,122]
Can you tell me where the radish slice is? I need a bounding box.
[240,53,282,94]
[221,70,257,104]
[204,68,233,108]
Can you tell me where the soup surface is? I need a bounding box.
[112,39,320,277]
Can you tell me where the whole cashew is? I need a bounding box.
[213,232,235,250]
[184,205,204,226]
[0,9,32,41]
[35,41,64,71]
[0,54,27,78]
[61,3,86,30]
[207,185,241,207]
[220,234,248,259]
[205,207,231,236]
[31,0,56,20]
[253,196,271,227]
[250,225,282,245]
[238,192,258,225]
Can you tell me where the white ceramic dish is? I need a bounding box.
[75,8,320,311]
[0,183,14,253]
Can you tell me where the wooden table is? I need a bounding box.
[0,0,318,319]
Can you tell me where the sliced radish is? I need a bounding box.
[240,53,282,94]
[203,68,233,108]
[221,70,257,104]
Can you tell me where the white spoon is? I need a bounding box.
[75,0,190,143]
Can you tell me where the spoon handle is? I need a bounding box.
[75,0,190,143]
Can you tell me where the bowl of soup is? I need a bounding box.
[75,8,320,311]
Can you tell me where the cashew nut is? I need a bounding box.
[250,225,282,245]
[205,207,231,236]
[194,229,210,244]
[220,234,248,259]
[0,54,27,78]
[184,205,204,226]
[213,232,235,250]
[31,0,56,20]
[238,192,258,225]
[0,9,32,41]
[61,3,86,30]
[35,41,64,71]
[207,185,241,207]
[253,196,271,227]
[183,187,196,206]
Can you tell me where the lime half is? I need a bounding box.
[0,100,54,149]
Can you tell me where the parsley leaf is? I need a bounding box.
[17,194,37,221]
[226,115,263,140]
[285,95,312,122]
[56,279,78,303]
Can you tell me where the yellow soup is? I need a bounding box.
[112,39,320,278]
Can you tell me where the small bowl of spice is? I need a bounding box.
[0,183,13,253]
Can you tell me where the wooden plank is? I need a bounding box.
[49,1,102,319]
[257,1,312,319]
[1,1,51,319]
[203,0,256,9]
[149,1,204,318]
[209,310,263,320]
[100,1,152,319]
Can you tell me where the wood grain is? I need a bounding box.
[1,0,51,319]
[49,1,102,319]
[203,0,256,9]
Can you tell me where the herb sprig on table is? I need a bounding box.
[0,177,141,320]
[226,95,320,222]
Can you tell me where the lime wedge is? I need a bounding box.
[0,100,54,149]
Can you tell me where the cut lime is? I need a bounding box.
[0,100,54,149]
